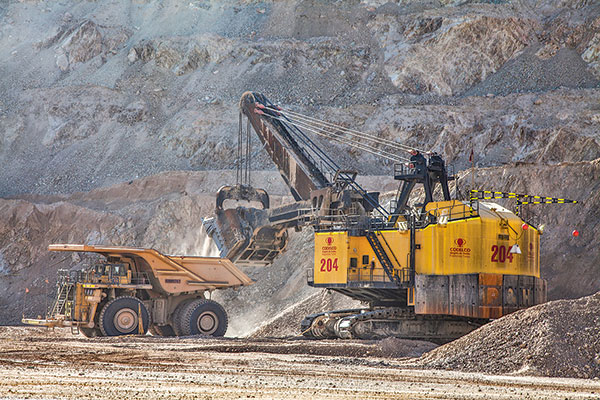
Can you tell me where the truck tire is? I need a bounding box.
[171,299,193,336]
[149,324,175,337]
[179,299,228,337]
[99,296,150,336]
[80,327,102,338]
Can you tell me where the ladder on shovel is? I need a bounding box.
[365,231,402,285]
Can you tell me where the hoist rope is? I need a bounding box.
[259,97,390,216]
[267,105,414,151]
[265,105,426,155]
[264,113,406,163]
[277,116,389,216]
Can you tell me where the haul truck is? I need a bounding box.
[23,244,253,337]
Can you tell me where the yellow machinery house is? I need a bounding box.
[305,150,553,342]
[313,198,545,322]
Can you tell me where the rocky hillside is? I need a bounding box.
[1,0,599,330]
[1,0,599,195]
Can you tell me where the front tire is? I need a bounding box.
[98,296,149,336]
[180,299,228,337]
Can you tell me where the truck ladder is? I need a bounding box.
[50,281,72,317]
[365,231,402,285]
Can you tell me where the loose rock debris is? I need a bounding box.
[0,327,599,399]
[418,291,600,379]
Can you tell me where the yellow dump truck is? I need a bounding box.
[23,244,253,337]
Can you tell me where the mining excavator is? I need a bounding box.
[204,91,577,343]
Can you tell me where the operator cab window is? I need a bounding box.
[113,264,127,276]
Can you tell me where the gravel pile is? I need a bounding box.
[417,291,600,378]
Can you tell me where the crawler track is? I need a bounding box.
[301,307,486,343]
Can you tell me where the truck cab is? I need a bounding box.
[92,263,131,285]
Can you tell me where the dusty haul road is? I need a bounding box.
[0,327,598,400]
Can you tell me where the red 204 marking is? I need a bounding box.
[491,245,513,263]
[320,258,339,272]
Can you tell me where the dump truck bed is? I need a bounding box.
[48,244,253,294]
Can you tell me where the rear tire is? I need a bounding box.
[149,324,176,337]
[180,299,228,337]
[99,296,150,336]
[171,299,193,336]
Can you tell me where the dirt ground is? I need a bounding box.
[0,327,598,400]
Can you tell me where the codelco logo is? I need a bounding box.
[321,236,337,254]
[450,238,471,257]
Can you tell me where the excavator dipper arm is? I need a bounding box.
[240,92,330,201]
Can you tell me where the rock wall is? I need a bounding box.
[1,0,599,330]
[1,0,599,195]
